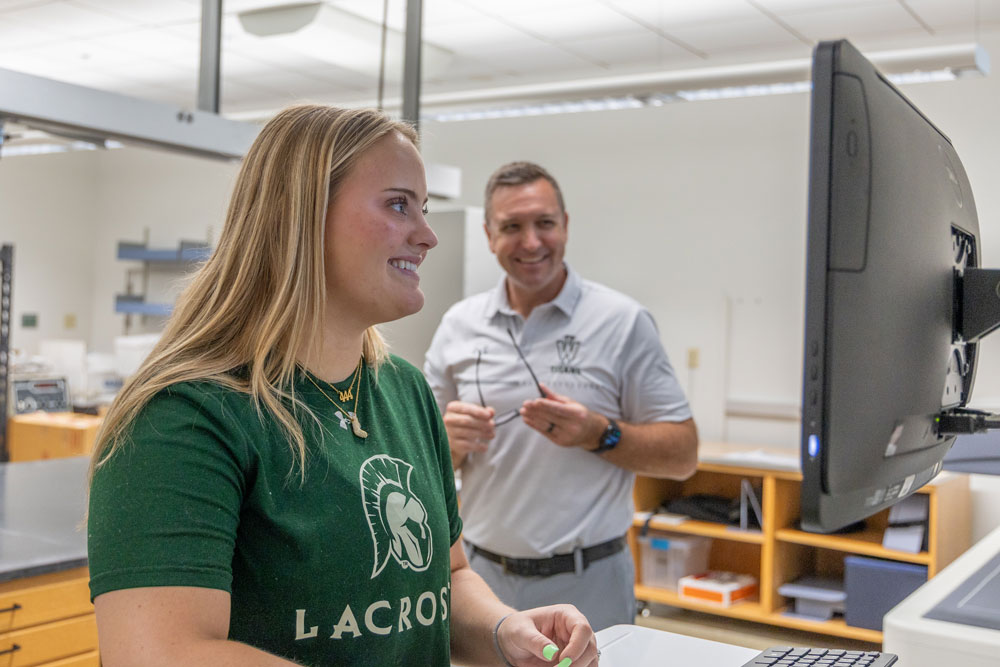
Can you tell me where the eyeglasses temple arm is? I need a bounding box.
[506,328,545,397]
[474,351,488,407]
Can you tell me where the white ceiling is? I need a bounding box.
[0,0,997,117]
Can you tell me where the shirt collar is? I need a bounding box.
[484,263,582,319]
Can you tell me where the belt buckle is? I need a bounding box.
[500,556,510,575]
[573,547,584,576]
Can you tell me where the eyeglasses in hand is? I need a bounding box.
[474,328,546,426]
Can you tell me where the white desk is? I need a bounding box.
[597,624,757,666]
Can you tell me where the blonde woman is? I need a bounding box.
[88,105,598,666]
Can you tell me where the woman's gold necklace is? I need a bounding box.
[333,359,362,402]
[304,360,368,439]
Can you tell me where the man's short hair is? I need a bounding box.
[483,161,565,222]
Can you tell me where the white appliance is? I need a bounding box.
[883,525,1000,667]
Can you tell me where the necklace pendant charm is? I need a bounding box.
[338,388,353,402]
[351,416,368,439]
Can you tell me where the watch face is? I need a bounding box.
[601,421,621,448]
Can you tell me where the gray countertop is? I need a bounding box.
[0,456,89,583]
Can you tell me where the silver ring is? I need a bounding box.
[547,422,556,433]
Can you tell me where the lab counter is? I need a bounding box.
[0,455,89,582]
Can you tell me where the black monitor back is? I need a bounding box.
[801,39,979,533]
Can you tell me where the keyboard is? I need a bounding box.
[740,646,897,666]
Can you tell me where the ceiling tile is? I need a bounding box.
[603,0,762,26]
[753,0,895,13]
[904,0,981,32]
[326,0,406,30]
[461,0,585,15]
[504,4,641,41]
[447,42,593,74]
[0,16,59,52]
[223,0,299,13]
[5,0,139,37]
[778,4,931,42]
[558,31,705,69]
[95,27,199,71]
[72,0,200,24]
[424,0,489,26]
[227,36,385,88]
[667,15,806,54]
[424,16,543,50]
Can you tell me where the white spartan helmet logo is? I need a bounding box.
[360,455,433,579]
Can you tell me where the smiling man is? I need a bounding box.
[424,161,699,630]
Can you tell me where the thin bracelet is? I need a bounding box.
[492,613,515,667]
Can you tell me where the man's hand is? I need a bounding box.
[443,401,496,468]
[519,384,605,450]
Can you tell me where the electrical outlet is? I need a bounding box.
[687,347,700,369]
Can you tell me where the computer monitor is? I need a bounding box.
[800,39,993,533]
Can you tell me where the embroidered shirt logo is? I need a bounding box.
[360,455,433,579]
[552,334,582,374]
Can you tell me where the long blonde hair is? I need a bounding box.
[90,105,418,481]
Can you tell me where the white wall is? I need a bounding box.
[0,150,99,356]
[1,146,237,357]
[86,147,237,353]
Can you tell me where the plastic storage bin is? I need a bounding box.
[778,576,846,621]
[638,533,711,590]
[844,555,927,630]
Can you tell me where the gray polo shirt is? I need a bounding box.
[424,265,691,558]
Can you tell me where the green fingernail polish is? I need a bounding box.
[557,659,572,667]
[543,644,558,660]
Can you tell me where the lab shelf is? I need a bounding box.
[116,241,210,263]
[630,442,971,644]
[114,239,210,322]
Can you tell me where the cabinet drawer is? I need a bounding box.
[0,614,98,666]
[0,569,93,632]
[44,649,101,667]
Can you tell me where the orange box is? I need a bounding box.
[679,571,758,607]
[7,412,103,461]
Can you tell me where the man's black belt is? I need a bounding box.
[470,536,627,577]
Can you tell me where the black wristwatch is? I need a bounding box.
[593,418,622,454]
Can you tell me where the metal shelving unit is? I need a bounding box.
[115,240,210,328]
[1,244,12,461]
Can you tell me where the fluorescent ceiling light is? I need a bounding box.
[237,2,453,81]
[418,43,988,111]
[0,125,124,157]
[0,139,123,157]
[425,45,986,123]
[230,43,989,123]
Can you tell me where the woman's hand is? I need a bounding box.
[496,605,599,666]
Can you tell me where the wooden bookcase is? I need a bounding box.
[630,447,971,644]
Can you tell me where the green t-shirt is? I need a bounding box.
[88,356,462,666]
